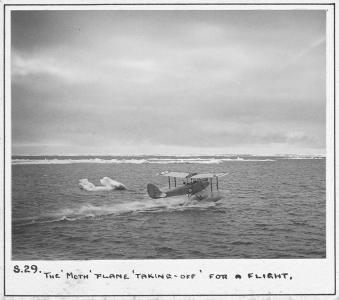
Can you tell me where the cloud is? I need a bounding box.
[11,10,326,155]
[287,36,326,65]
[12,50,93,83]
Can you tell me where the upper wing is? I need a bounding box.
[157,171,192,178]
[190,172,228,179]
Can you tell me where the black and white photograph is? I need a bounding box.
[11,7,327,259]
[3,1,336,296]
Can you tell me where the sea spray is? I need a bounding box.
[12,192,226,227]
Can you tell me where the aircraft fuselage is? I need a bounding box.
[165,180,209,197]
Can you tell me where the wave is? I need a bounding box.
[12,157,275,165]
[280,157,325,160]
[13,193,226,226]
[277,155,325,160]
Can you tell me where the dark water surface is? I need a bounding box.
[12,156,326,259]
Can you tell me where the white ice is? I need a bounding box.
[78,177,126,191]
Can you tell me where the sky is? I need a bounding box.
[11,9,326,155]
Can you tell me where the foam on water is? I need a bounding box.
[13,191,226,226]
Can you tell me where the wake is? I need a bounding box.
[13,191,228,227]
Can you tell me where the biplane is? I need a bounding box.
[147,171,228,199]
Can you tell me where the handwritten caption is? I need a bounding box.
[13,264,293,281]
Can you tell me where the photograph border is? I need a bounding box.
[3,1,336,297]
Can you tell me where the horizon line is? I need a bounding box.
[11,153,326,157]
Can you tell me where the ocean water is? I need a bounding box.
[12,155,326,260]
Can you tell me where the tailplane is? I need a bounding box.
[147,183,166,199]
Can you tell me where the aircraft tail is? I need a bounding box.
[147,183,166,199]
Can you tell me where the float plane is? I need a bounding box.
[147,171,227,199]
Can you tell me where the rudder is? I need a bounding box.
[147,183,166,199]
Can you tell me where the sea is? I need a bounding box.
[11,155,326,260]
